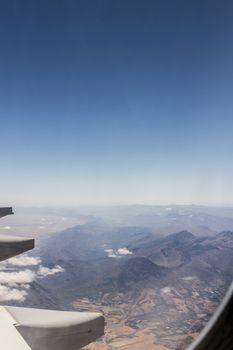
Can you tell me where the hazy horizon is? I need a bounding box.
[2,202,233,210]
[3,202,233,210]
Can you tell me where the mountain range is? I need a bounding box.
[1,206,233,349]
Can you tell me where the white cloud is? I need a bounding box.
[20,284,31,290]
[2,226,11,230]
[117,248,133,255]
[37,265,64,277]
[161,287,172,294]
[104,247,133,258]
[0,285,27,302]
[104,249,114,254]
[0,263,7,270]
[0,255,65,302]
[109,254,120,258]
[104,249,116,257]
[104,249,119,258]
[182,276,196,281]
[7,256,42,266]
[0,269,36,285]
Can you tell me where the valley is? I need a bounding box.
[1,206,233,350]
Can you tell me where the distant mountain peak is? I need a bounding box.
[117,257,164,290]
[163,230,195,242]
[218,231,233,237]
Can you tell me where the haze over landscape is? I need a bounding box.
[1,1,233,350]
[1,205,233,349]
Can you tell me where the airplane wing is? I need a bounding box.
[5,306,104,350]
[0,207,13,218]
[0,207,105,350]
[0,306,31,350]
[0,235,34,262]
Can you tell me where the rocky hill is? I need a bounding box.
[2,224,233,350]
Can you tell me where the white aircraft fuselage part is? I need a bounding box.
[0,306,31,350]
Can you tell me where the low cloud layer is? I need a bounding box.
[161,287,172,294]
[37,265,64,277]
[0,285,27,302]
[0,269,35,285]
[104,247,133,258]
[104,249,119,258]
[7,256,42,266]
[117,248,133,256]
[182,276,197,281]
[0,254,64,302]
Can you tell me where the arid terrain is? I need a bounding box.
[1,206,233,350]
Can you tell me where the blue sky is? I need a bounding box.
[1,0,233,206]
